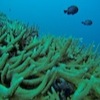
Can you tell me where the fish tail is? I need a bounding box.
[81,21,84,25]
[64,10,67,13]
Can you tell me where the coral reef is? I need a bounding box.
[0,12,100,100]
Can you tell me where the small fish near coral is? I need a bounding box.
[64,5,78,15]
[82,19,93,26]
[52,78,75,99]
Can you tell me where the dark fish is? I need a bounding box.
[64,5,78,15]
[52,78,75,99]
[82,20,93,26]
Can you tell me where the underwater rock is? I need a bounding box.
[64,5,78,15]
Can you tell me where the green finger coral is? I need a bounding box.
[0,12,100,100]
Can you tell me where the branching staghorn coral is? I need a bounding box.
[0,12,100,100]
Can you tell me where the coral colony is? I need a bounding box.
[0,12,100,100]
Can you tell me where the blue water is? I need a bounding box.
[0,0,100,48]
